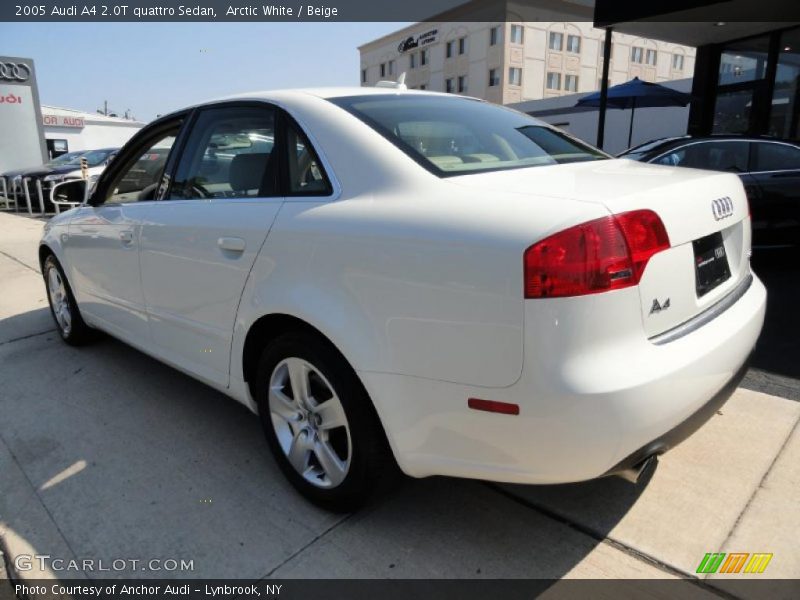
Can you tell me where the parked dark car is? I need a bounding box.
[2,148,118,211]
[619,135,800,249]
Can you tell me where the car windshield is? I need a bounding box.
[330,94,607,176]
[618,138,681,158]
[66,149,114,167]
[47,151,83,166]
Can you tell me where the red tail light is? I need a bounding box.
[524,210,669,298]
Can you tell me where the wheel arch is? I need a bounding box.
[240,312,401,468]
[38,243,55,271]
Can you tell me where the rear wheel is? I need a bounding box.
[43,255,94,345]
[255,331,395,511]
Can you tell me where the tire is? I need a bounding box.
[255,331,395,512]
[43,254,94,346]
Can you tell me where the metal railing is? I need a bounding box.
[2,174,86,216]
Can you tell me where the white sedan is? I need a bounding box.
[40,88,766,511]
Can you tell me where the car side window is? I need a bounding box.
[103,132,178,204]
[654,142,748,173]
[167,106,277,200]
[752,142,800,172]
[285,120,332,196]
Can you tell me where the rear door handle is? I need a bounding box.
[218,237,246,252]
[119,230,134,245]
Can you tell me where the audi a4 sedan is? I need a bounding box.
[619,135,800,249]
[40,89,766,510]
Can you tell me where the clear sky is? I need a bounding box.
[2,22,408,122]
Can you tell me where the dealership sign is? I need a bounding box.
[397,29,439,53]
[0,62,31,82]
[0,56,47,172]
[42,114,85,128]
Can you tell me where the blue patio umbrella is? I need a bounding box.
[576,77,692,149]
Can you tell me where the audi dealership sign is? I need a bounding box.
[0,62,31,82]
[0,56,47,173]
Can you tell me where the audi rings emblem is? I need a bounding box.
[0,63,31,82]
[711,196,734,221]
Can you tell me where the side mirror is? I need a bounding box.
[50,178,88,209]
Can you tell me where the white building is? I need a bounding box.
[41,105,145,158]
[359,21,695,105]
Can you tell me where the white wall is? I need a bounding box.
[44,122,142,152]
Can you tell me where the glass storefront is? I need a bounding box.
[711,27,800,140]
[769,29,800,139]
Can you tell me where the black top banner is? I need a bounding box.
[2,0,800,23]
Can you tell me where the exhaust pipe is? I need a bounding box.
[616,454,658,484]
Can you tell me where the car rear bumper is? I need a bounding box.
[360,272,766,484]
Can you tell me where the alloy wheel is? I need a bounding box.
[268,357,352,488]
[47,266,72,336]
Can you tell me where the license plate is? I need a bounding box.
[693,232,731,297]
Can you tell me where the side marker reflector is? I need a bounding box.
[468,398,520,415]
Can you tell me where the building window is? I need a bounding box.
[458,37,468,55]
[446,40,454,59]
[672,54,684,70]
[410,53,416,69]
[549,32,563,51]
[445,78,454,93]
[565,74,579,92]
[488,68,500,87]
[490,25,501,46]
[388,60,395,75]
[646,49,657,66]
[361,69,367,83]
[420,49,428,66]
[508,67,522,86]
[510,25,524,45]
[566,35,581,54]
[546,72,561,90]
[631,46,643,63]
[380,63,386,78]
[458,75,468,93]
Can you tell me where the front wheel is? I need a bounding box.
[43,255,94,345]
[255,332,395,511]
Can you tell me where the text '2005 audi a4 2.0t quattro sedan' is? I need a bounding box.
[41,88,766,511]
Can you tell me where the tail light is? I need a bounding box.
[524,209,669,298]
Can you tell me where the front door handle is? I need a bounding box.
[119,230,134,245]
[218,237,246,252]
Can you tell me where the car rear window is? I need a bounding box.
[329,94,607,176]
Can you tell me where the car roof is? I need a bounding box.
[624,134,800,156]
[150,87,472,124]
[227,87,452,100]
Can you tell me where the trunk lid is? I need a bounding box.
[450,159,752,338]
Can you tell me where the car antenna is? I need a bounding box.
[375,71,408,91]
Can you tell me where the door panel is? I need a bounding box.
[138,104,286,387]
[749,142,800,247]
[65,126,181,345]
[138,199,282,386]
[66,204,149,345]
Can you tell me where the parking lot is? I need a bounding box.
[0,210,798,593]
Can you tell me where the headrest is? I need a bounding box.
[229,153,270,192]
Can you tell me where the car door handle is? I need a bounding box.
[218,237,246,252]
[119,230,134,245]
